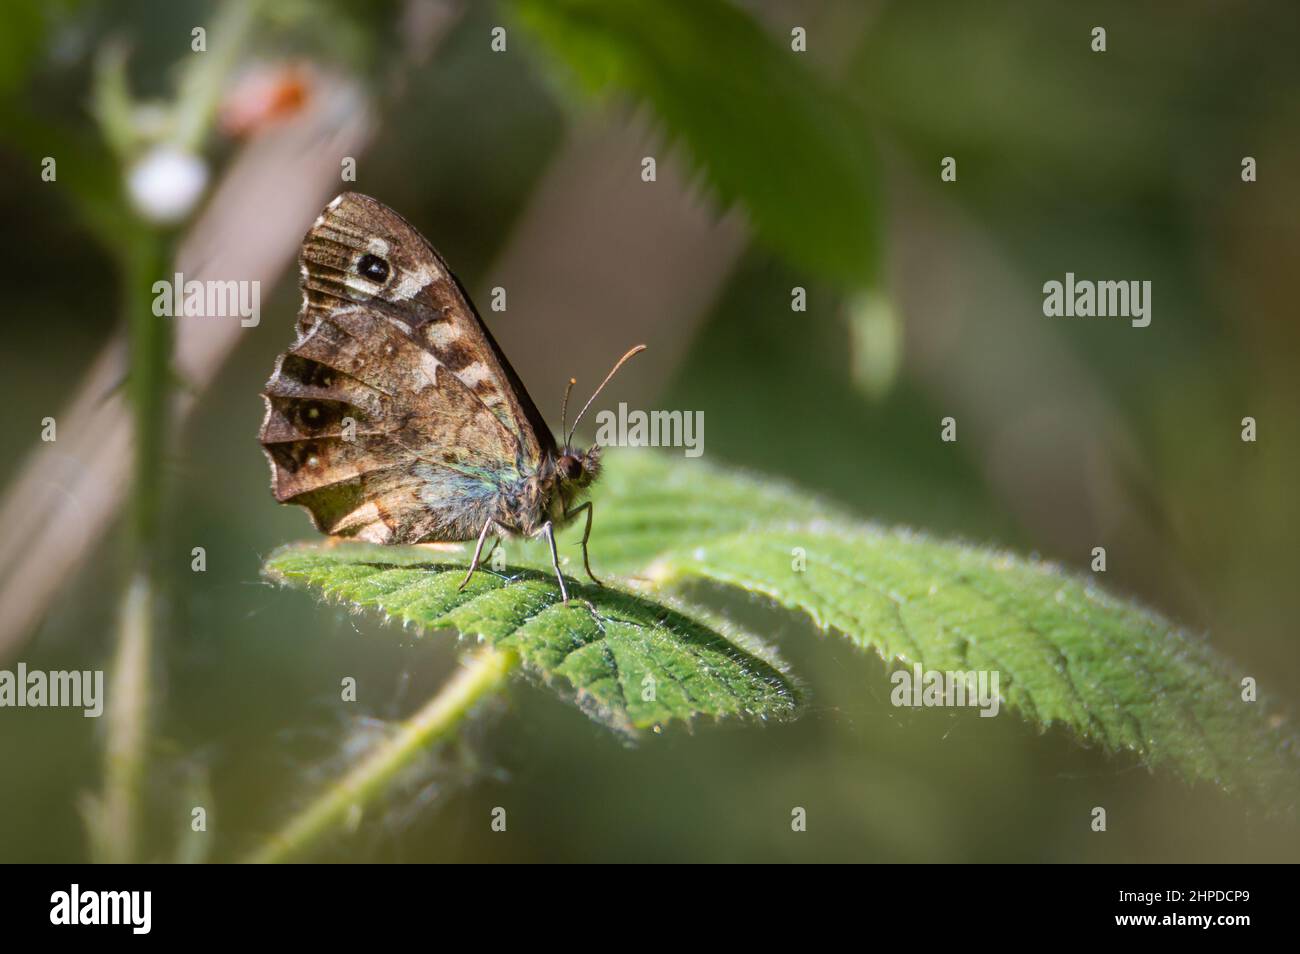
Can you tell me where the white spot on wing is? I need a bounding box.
[425,321,460,348]
[393,262,439,299]
[356,517,391,544]
[456,362,491,388]
[348,501,380,525]
[340,502,393,542]
[417,351,441,388]
[343,275,378,297]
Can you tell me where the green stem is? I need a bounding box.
[95,573,154,863]
[92,229,169,864]
[126,230,171,556]
[244,646,519,864]
[86,0,261,865]
[173,0,260,152]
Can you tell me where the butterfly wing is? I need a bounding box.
[297,192,555,459]
[259,193,552,543]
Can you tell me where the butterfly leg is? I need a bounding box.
[539,521,570,602]
[563,501,602,587]
[459,517,498,591]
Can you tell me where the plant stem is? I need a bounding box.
[86,0,262,865]
[126,230,171,554]
[174,0,259,152]
[93,228,169,864]
[95,573,153,863]
[244,646,519,864]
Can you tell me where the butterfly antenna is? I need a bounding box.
[559,377,577,448]
[567,344,647,447]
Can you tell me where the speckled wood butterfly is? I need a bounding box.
[258,193,644,600]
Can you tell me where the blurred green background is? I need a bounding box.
[1,0,1298,862]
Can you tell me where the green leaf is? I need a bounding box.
[263,450,1298,801]
[263,544,796,733]
[511,0,881,288]
[578,452,1298,801]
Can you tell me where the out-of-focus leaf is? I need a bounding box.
[512,0,880,287]
[0,1,50,97]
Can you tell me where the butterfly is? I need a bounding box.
[258,192,644,601]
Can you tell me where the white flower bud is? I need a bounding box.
[126,145,208,224]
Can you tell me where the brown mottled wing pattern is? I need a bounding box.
[258,192,553,543]
[297,192,554,458]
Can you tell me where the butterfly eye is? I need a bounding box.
[357,253,389,282]
[558,454,582,480]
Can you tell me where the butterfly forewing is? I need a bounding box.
[296,192,554,459]
[259,193,552,544]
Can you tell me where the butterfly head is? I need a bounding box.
[547,345,643,515]
[555,445,601,491]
